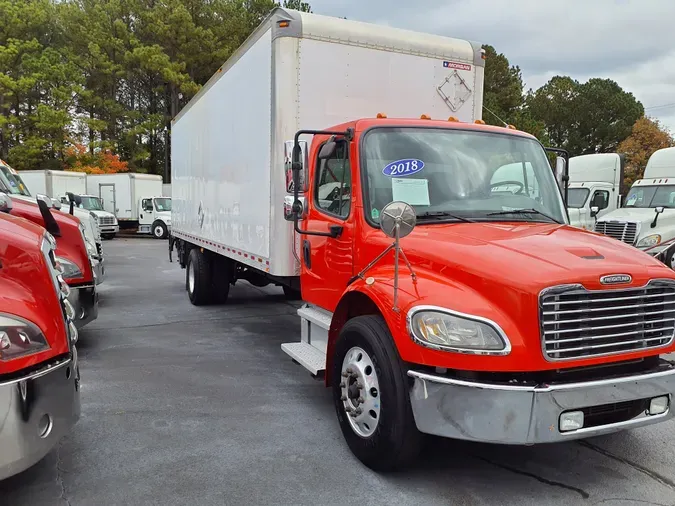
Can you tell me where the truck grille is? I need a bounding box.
[99,216,115,225]
[540,280,675,361]
[594,221,639,245]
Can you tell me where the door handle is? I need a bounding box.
[303,240,311,269]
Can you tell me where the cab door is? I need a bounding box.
[301,139,354,311]
[139,198,154,226]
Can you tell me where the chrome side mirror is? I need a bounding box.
[554,157,566,191]
[284,195,306,221]
[590,205,599,218]
[36,193,53,208]
[51,198,62,210]
[284,140,308,193]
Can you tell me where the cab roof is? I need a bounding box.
[325,117,538,140]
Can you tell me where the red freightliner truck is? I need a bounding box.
[169,9,675,470]
[0,163,98,329]
[0,195,81,480]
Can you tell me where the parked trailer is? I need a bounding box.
[87,173,171,238]
[170,8,675,471]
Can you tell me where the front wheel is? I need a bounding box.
[331,315,422,471]
[102,233,116,240]
[152,221,168,239]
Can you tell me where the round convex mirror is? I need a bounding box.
[380,201,416,239]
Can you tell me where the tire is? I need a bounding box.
[210,257,231,304]
[331,315,422,471]
[282,285,301,300]
[102,233,115,240]
[187,249,213,305]
[152,221,168,239]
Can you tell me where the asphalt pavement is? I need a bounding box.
[2,238,675,506]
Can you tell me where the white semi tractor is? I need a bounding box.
[595,147,675,266]
[567,153,624,230]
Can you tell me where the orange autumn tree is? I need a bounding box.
[618,117,675,188]
[63,144,130,174]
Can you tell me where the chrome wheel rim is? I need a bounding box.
[154,226,163,237]
[188,261,195,294]
[340,346,380,438]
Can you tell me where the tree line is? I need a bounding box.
[0,0,672,183]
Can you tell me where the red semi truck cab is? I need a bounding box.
[0,195,80,480]
[279,118,675,469]
[0,162,98,329]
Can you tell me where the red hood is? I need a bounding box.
[401,222,672,293]
[7,196,92,285]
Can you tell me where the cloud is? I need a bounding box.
[305,0,675,132]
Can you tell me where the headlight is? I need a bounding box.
[55,256,83,280]
[637,234,661,248]
[408,308,510,354]
[0,314,50,361]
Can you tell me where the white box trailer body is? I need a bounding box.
[18,170,87,198]
[86,173,163,221]
[643,147,675,179]
[162,184,171,197]
[171,8,484,277]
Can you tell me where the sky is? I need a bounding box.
[305,0,675,133]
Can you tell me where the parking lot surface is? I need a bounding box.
[2,238,675,505]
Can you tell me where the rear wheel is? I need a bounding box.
[331,315,422,471]
[187,249,213,305]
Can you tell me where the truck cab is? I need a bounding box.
[0,195,80,480]
[0,162,106,285]
[0,171,98,329]
[595,147,675,265]
[62,194,119,240]
[138,196,171,239]
[567,153,624,230]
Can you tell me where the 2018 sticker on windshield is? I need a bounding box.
[382,158,425,177]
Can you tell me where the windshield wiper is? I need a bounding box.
[486,208,561,224]
[417,211,475,223]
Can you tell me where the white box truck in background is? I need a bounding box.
[595,147,675,265]
[18,169,120,240]
[566,153,624,230]
[87,173,171,238]
[162,184,171,197]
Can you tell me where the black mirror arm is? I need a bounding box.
[291,128,353,238]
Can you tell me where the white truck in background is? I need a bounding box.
[567,153,624,230]
[595,147,675,266]
[18,169,119,240]
[0,163,106,284]
[162,184,171,197]
[87,173,172,239]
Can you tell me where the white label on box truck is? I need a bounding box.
[392,178,430,206]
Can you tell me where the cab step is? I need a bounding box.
[281,305,332,376]
[281,342,326,376]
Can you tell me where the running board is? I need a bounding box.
[281,305,331,376]
[281,343,326,376]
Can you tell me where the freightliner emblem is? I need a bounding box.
[600,274,632,285]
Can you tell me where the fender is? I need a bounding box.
[325,264,535,383]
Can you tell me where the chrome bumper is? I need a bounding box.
[67,284,99,329]
[92,257,106,285]
[408,365,675,444]
[99,224,119,234]
[0,353,81,480]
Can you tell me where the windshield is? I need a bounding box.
[362,128,566,224]
[567,188,590,208]
[79,196,104,211]
[154,197,171,212]
[0,165,31,196]
[624,185,675,208]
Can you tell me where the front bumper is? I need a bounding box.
[99,224,119,234]
[92,257,106,285]
[0,352,81,480]
[67,284,99,329]
[408,364,675,444]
